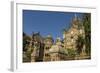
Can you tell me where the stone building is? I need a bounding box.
[43,35,54,61]
[49,37,68,61]
[63,14,85,51]
[31,32,44,62]
[23,14,87,62]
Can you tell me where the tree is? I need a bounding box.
[82,13,91,56]
[23,32,32,62]
[23,32,31,52]
[76,35,84,55]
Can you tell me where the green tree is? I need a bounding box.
[23,32,31,52]
[82,13,91,56]
[76,35,84,55]
[23,32,32,62]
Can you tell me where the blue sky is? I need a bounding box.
[23,10,82,40]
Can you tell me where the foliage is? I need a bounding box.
[23,32,31,52]
[23,32,32,62]
[67,49,76,57]
[23,51,31,62]
[82,13,91,55]
[76,35,84,55]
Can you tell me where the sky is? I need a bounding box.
[23,10,83,40]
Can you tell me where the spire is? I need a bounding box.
[74,13,77,20]
[72,13,79,28]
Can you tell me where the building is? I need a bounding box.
[43,35,54,61]
[23,14,87,62]
[63,14,85,52]
[31,32,44,62]
[49,37,68,61]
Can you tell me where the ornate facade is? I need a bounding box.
[23,14,88,62]
[49,37,68,61]
[63,15,85,51]
[43,35,54,61]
